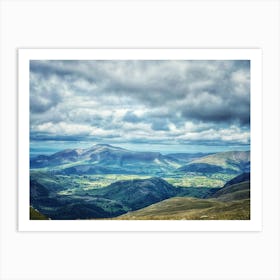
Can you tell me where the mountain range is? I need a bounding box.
[30,144,250,175]
[31,144,180,174]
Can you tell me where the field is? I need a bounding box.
[30,171,235,198]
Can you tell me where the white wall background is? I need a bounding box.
[0,1,279,279]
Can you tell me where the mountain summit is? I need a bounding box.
[30,144,179,174]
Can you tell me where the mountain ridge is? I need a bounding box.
[31,144,249,176]
[178,151,250,174]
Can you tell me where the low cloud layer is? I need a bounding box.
[30,60,250,147]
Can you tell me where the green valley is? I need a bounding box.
[29,144,250,220]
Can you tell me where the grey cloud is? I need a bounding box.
[151,119,170,131]
[30,73,63,113]
[30,95,59,113]
[30,59,250,145]
[180,92,250,125]
[123,111,142,123]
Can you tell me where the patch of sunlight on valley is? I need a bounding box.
[57,174,151,196]
[165,173,236,188]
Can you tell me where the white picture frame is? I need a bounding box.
[1,1,279,280]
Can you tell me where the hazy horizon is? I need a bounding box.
[30,140,250,158]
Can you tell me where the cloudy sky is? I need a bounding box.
[30,60,250,153]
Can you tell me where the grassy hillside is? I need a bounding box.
[209,181,250,202]
[116,197,250,220]
[115,173,251,220]
[30,207,49,220]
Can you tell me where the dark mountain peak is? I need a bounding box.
[95,143,114,148]
[110,176,162,186]
[88,143,128,152]
[178,163,225,173]
[224,172,250,187]
[52,148,75,156]
[117,177,168,187]
[92,177,177,210]
[208,172,250,201]
[49,148,82,160]
[149,177,169,184]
